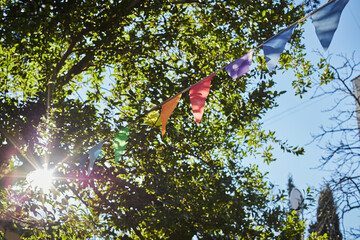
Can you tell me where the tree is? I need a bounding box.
[311,53,360,239]
[309,184,342,240]
[0,0,322,239]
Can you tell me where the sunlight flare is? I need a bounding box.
[26,168,53,192]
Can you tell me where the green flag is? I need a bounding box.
[113,127,129,163]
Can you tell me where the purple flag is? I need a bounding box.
[263,25,295,71]
[225,51,253,80]
[312,0,349,51]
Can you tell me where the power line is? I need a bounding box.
[263,94,329,127]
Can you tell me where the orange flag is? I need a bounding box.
[161,93,182,137]
[189,74,215,124]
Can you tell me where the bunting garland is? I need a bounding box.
[263,25,296,71]
[113,127,129,163]
[87,141,105,175]
[161,94,182,137]
[189,74,215,124]
[312,0,349,51]
[225,50,253,80]
[80,0,352,172]
[144,110,162,127]
[79,154,88,169]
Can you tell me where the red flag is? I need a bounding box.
[189,74,215,124]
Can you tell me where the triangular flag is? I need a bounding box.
[113,127,129,163]
[189,74,215,124]
[144,110,162,127]
[161,94,182,137]
[87,141,105,175]
[225,50,253,80]
[263,25,295,71]
[311,0,349,51]
[79,154,88,169]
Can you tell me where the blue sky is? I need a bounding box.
[260,0,360,235]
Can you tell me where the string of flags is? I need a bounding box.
[312,0,349,51]
[263,26,295,72]
[189,74,216,125]
[81,0,349,175]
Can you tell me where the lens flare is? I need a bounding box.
[26,168,53,192]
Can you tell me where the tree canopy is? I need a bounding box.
[0,0,323,239]
[309,184,342,240]
[311,52,360,239]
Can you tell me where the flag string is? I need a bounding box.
[137,0,338,121]
[81,0,349,172]
[256,0,336,50]
[103,0,341,141]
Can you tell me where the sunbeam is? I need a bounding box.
[26,167,53,192]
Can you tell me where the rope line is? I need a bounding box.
[136,0,336,121]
